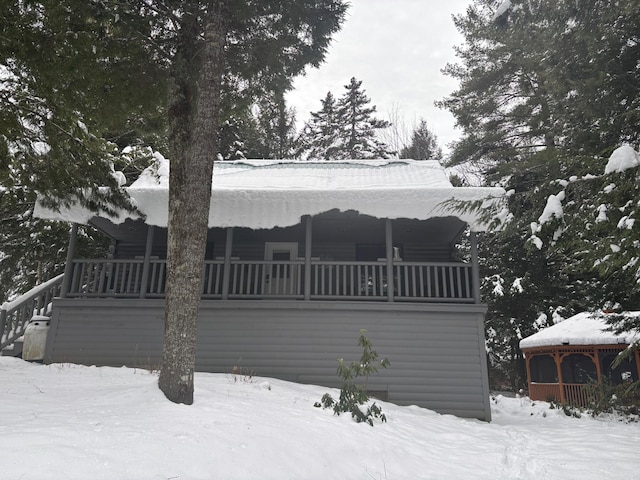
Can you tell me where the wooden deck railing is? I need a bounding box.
[65,258,475,302]
[1,274,64,350]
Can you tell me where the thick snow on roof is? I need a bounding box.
[519,311,640,349]
[35,159,504,231]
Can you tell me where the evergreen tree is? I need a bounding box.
[399,119,442,160]
[218,116,250,161]
[218,88,298,160]
[440,0,640,388]
[0,1,168,303]
[439,0,640,168]
[2,0,348,404]
[336,77,394,159]
[298,92,341,160]
[0,1,167,213]
[299,78,394,160]
[159,0,348,405]
[252,89,298,158]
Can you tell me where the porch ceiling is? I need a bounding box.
[88,210,467,246]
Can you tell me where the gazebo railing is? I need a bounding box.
[528,382,594,407]
[65,258,474,302]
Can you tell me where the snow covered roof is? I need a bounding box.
[519,311,640,349]
[34,158,505,231]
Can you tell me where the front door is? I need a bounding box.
[264,242,299,295]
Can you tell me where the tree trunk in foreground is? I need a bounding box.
[159,4,226,404]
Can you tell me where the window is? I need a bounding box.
[600,352,639,385]
[561,354,597,384]
[356,244,403,261]
[530,355,557,383]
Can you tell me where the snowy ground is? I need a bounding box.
[1,357,637,480]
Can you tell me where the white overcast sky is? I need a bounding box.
[286,0,473,155]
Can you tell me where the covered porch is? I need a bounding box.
[62,210,482,304]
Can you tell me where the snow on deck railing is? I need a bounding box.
[0,274,64,350]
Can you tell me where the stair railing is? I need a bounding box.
[0,274,64,350]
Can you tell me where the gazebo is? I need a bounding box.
[520,312,640,406]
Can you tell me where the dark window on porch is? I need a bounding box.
[205,241,215,260]
[561,354,597,384]
[356,244,403,261]
[530,355,557,383]
[600,352,639,384]
[271,250,293,279]
[356,244,385,261]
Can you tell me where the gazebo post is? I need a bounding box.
[524,354,532,394]
[593,348,603,383]
[553,352,565,403]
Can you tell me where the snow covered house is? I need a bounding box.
[520,312,640,407]
[12,159,503,420]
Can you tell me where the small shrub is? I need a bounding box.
[315,329,390,426]
[584,378,640,417]
[229,364,256,384]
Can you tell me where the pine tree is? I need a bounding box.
[299,78,394,160]
[439,0,640,388]
[252,89,298,159]
[2,0,349,404]
[336,77,394,159]
[399,119,442,160]
[298,92,342,160]
[0,1,167,213]
[159,0,348,404]
[439,0,640,168]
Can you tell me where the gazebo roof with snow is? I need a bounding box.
[35,158,505,231]
[519,311,640,349]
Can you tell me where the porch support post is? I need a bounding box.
[60,223,78,298]
[221,227,234,300]
[304,215,312,300]
[139,225,155,298]
[385,219,394,302]
[470,231,481,304]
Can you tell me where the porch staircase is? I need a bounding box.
[0,274,64,358]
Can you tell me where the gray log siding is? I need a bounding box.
[45,299,491,420]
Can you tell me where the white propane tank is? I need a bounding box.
[23,315,50,361]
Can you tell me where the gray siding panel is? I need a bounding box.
[45,299,490,420]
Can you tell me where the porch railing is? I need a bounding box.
[1,273,64,350]
[65,258,475,302]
